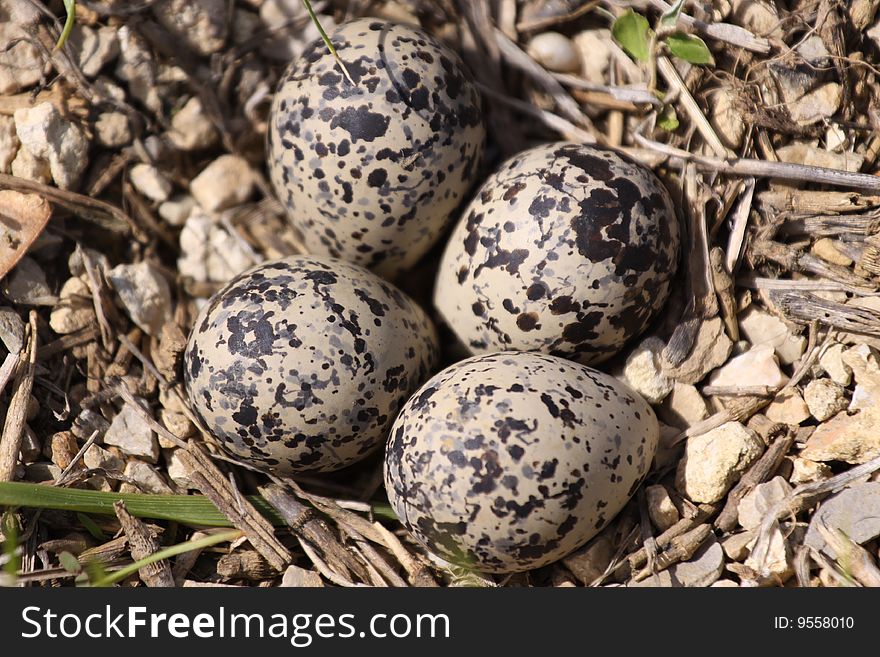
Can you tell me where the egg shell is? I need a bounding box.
[184,254,439,474]
[434,142,679,365]
[267,18,485,279]
[384,351,659,573]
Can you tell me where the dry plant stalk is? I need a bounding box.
[114,501,175,587]
[0,312,38,482]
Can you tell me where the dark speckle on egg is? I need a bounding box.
[383,351,659,573]
[184,255,439,474]
[267,19,485,279]
[434,142,680,365]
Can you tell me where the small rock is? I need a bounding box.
[765,389,810,426]
[526,32,581,73]
[49,431,79,470]
[72,408,111,442]
[721,529,756,561]
[178,209,257,287]
[617,337,673,404]
[83,444,124,472]
[14,102,89,190]
[811,238,853,267]
[18,426,41,463]
[93,76,127,104]
[115,26,161,115]
[737,307,806,366]
[562,532,614,585]
[3,256,56,306]
[801,407,880,464]
[776,141,863,173]
[818,342,852,386]
[165,448,195,489]
[10,146,50,183]
[159,195,197,226]
[94,112,131,148]
[0,115,19,172]
[0,307,24,354]
[159,409,195,444]
[788,82,842,125]
[662,317,733,385]
[797,36,831,66]
[745,524,792,582]
[668,536,724,587]
[572,29,611,84]
[153,0,228,56]
[119,460,174,495]
[190,155,255,212]
[280,565,323,587]
[711,579,740,587]
[658,382,708,430]
[676,421,764,503]
[804,483,880,558]
[787,456,832,485]
[166,96,218,151]
[24,463,61,483]
[730,0,783,39]
[68,24,119,78]
[738,476,792,530]
[803,378,848,422]
[825,123,848,152]
[841,343,880,385]
[707,344,788,390]
[107,262,172,336]
[49,276,94,334]
[103,402,159,463]
[0,21,42,94]
[708,86,745,149]
[129,163,172,203]
[645,484,679,532]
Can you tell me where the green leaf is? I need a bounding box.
[659,0,687,29]
[1,512,19,580]
[612,10,652,62]
[59,551,82,575]
[76,512,107,541]
[665,33,715,65]
[658,106,679,131]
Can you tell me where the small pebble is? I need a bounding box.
[803,378,847,421]
[103,402,159,463]
[107,262,172,336]
[675,421,763,504]
[166,96,218,151]
[190,154,255,212]
[94,112,132,148]
[129,163,173,203]
[3,256,57,306]
[526,31,581,73]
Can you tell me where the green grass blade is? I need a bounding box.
[0,481,397,525]
[89,529,242,587]
[301,0,355,85]
[0,481,282,527]
[55,0,77,51]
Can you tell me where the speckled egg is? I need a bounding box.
[434,142,679,365]
[384,351,659,573]
[184,255,439,474]
[267,18,485,279]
